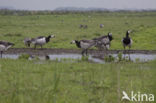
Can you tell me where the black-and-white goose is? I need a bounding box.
[100,24,104,28]
[122,30,132,50]
[23,38,32,47]
[122,30,132,58]
[31,35,55,49]
[70,40,96,56]
[0,41,14,58]
[93,32,113,50]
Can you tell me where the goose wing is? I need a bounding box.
[80,40,96,49]
[36,36,45,39]
[0,41,14,46]
[93,35,107,40]
[31,36,45,43]
[81,40,94,43]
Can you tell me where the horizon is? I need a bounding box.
[0,6,156,11]
[0,0,156,11]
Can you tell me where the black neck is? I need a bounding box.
[126,31,129,38]
[108,34,113,41]
[46,36,51,43]
[108,35,113,41]
[75,40,81,48]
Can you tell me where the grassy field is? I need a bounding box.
[0,12,156,50]
[0,59,155,103]
[0,11,156,103]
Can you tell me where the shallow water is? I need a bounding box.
[1,53,156,63]
[1,54,19,59]
[48,54,105,63]
[115,54,156,62]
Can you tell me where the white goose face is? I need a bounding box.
[50,35,55,38]
[70,40,76,44]
[127,30,131,34]
[108,33,112,36]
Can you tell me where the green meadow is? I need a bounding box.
[0,59,155,103]
[0,11,156,103]
[0,12,156,49]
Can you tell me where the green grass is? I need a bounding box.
[0,59,155,103]
[0,12,156,49]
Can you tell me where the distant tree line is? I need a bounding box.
[0,9,156,16]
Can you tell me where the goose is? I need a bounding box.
[45,55,50,60]
[79,24,88,29]
[93,32,113,50]
[122,30,132,58]
[79,24,84,28]
[100,24,104,28]
[23,38,32,47]
[70,40,96,56]
[84,25,88,29]
[31,35,55,49]
[0,41,14,58]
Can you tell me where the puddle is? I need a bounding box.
[1,54,19,59]
[48,54,104,63]
[1,53,156,63]
[115,54,156,62]
[92,54,156,63]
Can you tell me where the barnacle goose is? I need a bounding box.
[122,30,132,50]
[70,40,96,56]
[0,41,14,58]
[122,30,133,58]
[31,35,55,49]
[93,32,113,50]
[23,38,32,47]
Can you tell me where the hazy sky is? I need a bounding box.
[0,0,156,10]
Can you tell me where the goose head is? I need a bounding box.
[70,40,76,44]
[126,30,132,37]
[49,35,55,38]
[108,32,113,41]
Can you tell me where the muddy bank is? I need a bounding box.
[3,48,156,55]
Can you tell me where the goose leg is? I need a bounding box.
[128,46,131,61]
[86,49,88,56]
[105,45,109,55]
[0,51,3,58]
[40,45,43,49]
[81,49,85,56]
[124,46,126,59]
